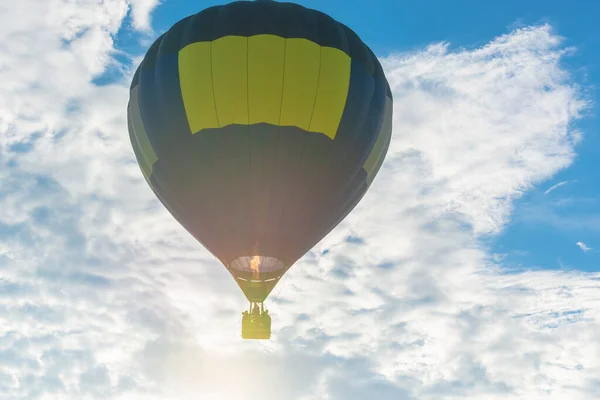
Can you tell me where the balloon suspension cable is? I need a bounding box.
[248,300,266,314]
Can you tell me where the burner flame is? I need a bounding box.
[250,255,260,279]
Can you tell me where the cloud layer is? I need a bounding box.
[0,2,598,399]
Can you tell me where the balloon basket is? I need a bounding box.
[241,302,271,340]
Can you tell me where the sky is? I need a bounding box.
[0,0,599,399]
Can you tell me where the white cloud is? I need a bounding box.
[576,242,592,252]
[0,2,598,399]
[378,25,586,235]
[128,0,161,31]
[544,180,572,195]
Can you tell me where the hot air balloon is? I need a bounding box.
[127,0,393,339]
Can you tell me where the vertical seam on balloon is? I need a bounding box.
[147,33,186,226]
[280,11,322,255]
[208,12,228,266]
[365,95,392,184]
[323,61,379,231]
[130,101,154,178]
[257,29,287,258]
[306,45,322,131]
[144,57,160,156]
[268,33,294,248]
[246,35,251,179]
[368,115,392,186]
[245,35,253,256]
[210,40,220,128]
[277,39,287,126]
[293,20,347,244]
[310,22,353,241]
[246,36,250,126]
[272,131,309,255]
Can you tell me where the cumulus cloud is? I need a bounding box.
[128,0,161,31]
[0,2,598,399]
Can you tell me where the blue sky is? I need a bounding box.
[1,0,599,399]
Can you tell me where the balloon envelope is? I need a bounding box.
[127,0,393,302]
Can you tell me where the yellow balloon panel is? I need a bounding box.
[178,34,351,140]
[128,86,158,179]
[178,41,219,130]
[248,35,286,126]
